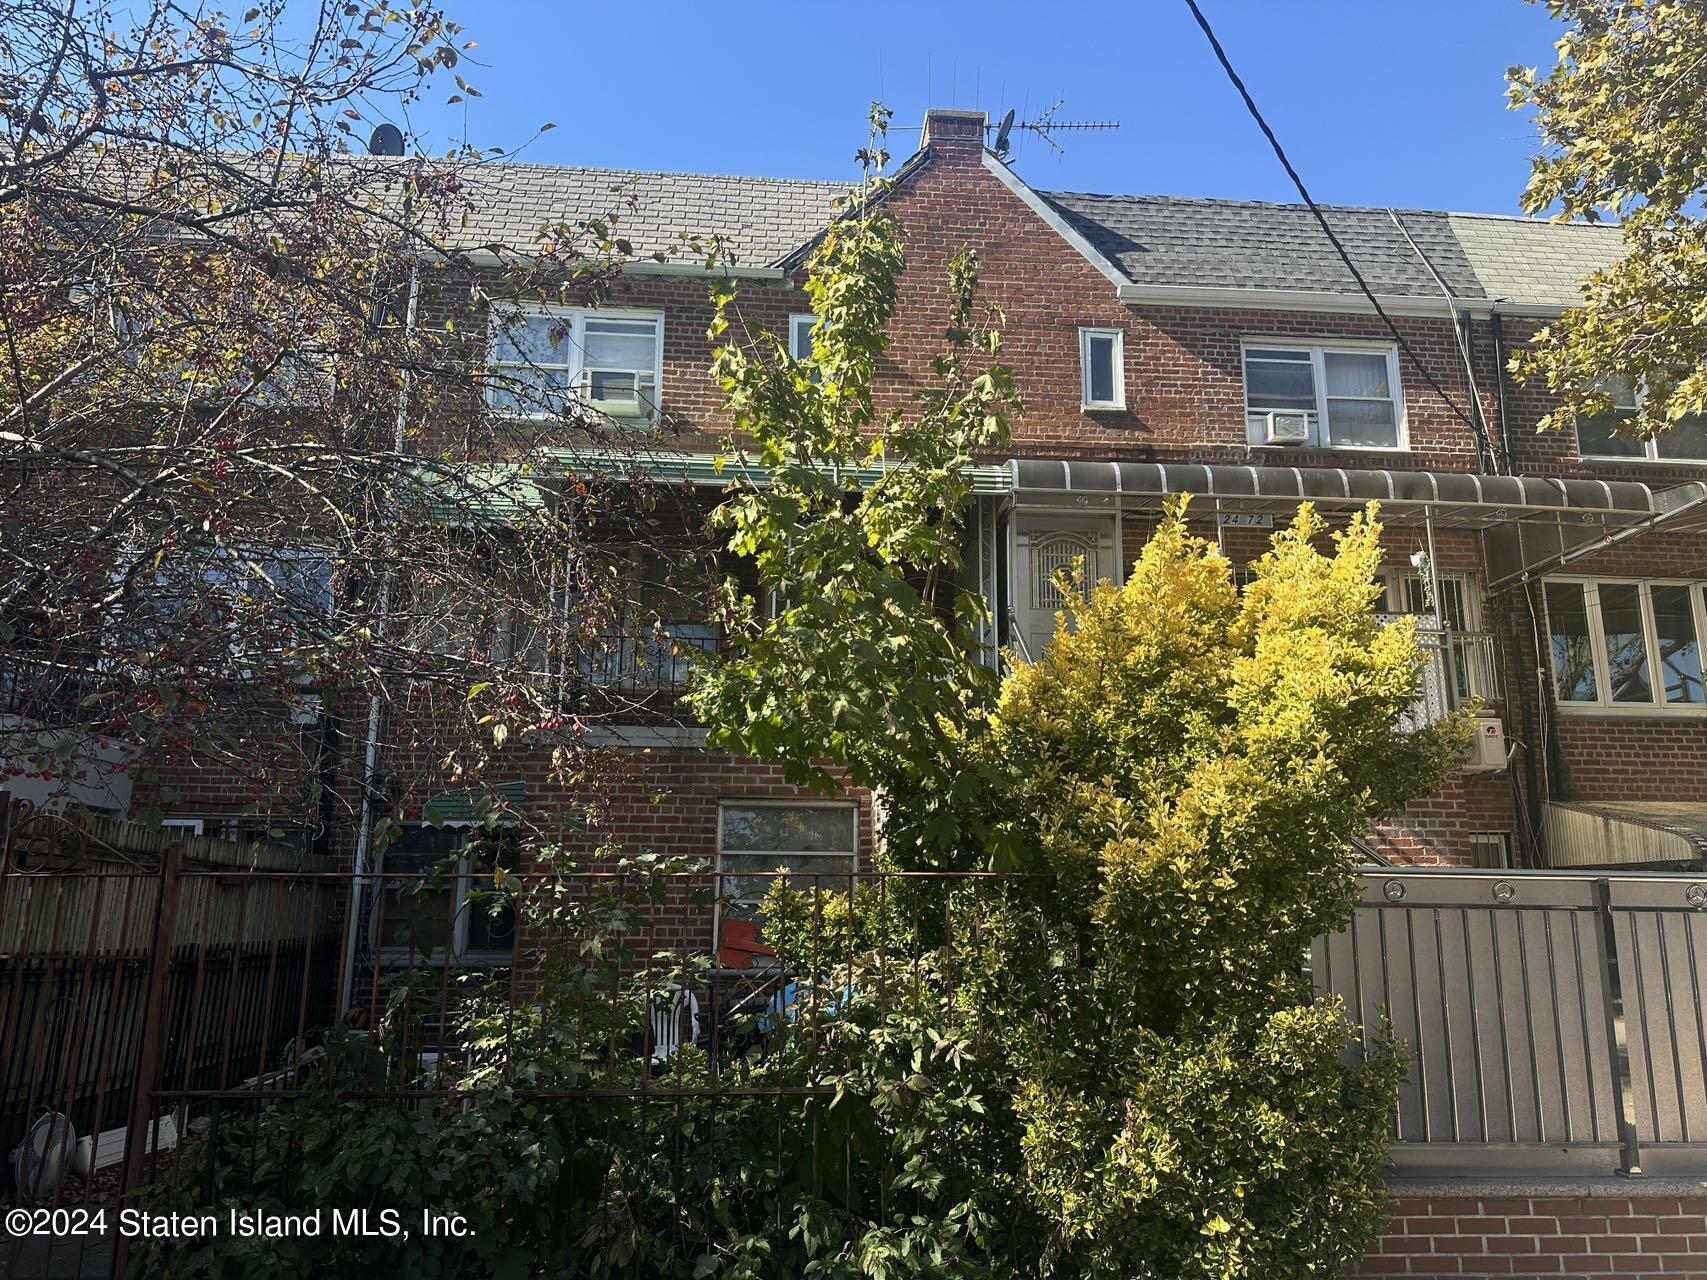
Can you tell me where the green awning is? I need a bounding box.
[542,448,1014,495]
[401,463,550,526]
[423,781,525,827]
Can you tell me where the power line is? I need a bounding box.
[1180,0,1489,453]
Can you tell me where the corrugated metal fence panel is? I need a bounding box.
[1318,870,1707,1176]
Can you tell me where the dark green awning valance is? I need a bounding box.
[423,781,525,827]
[543,448,1014,495]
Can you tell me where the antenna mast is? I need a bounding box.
[991,99,1119,158]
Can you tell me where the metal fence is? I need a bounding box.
[10,849,1707,1276]
[1,854,1027,1277]
[1313,868,1707,1176]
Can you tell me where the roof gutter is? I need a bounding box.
[1113,280,1499,318]
[446,248,789,280]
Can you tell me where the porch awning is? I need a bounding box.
[422,781,526,827]
[1543,800,1707,871]
[545,448,1014,495]
[1008,459,1707,585]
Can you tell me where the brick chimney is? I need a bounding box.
[921,108,987,154]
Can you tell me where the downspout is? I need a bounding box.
[1490,306,1551,863]
[338,263,420,1016]
[1489,311,1517,478]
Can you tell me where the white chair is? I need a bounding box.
[649,986,700,1063]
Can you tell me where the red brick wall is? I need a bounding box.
[117,137,1707,873]
[1353,1194,1707,1278]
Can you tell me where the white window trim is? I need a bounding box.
[1541,576,1707,717]
[1078,327,1126,411]
[715,799,861,907]
[485,304,665,423]
[1379,568,1483,630]
[161,817,205,836]
[376,824,518,968]
[1575,381,1707,466]
[1241,338,1407,451]
[788,313,817,362]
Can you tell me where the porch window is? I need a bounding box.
[1382,570,1491,703]
[1243,341,1403,449]
[717,802,858,909]
[572,548,719,692]
[1543,578,1706,710]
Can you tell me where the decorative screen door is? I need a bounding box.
[1013,515,1116,661]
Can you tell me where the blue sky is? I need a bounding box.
[401,1,1564,215]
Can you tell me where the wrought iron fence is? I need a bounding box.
[1,851,1035,1278]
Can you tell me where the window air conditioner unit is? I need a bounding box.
[582,369,655,419]
[1263,411,1310,444]
[1462,713,1508,774]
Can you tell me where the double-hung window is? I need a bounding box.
[1575,377,1707,462]
[108,544,333,672]
[1543,579,1707,711]
[717,802,858,911]
[487,307,663,422]
[1079,328,1125,410]
[1243,341,1404,449]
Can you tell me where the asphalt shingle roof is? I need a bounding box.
[444,163,847,267]
[1446,212,1625,308]
[1038,190,1626,306]
[436,158,1626,307]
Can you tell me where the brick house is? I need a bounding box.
[35,105,1707,907]
[11,108,1707,1277]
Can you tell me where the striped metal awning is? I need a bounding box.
[1543,800,1707,871]
[1006,459,1707,585]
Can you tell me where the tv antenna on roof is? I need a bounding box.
[990,99,1119,158]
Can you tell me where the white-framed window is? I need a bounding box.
[1575,377,1707,463]
[1243,340,1404,449]
[486,306,663,422]
[376,825,519,966]
[1380,568,1494,704]
[161,817,205,836]
[107,544,333,670]
[1079,327,1125,410]
[1542,578,1707,712]
[716,801,859,909]
[788,314,817,363]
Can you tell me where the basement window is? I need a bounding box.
[717,802,858,910]
[1079,328,1125,410]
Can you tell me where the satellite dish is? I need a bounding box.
[11,1112,75,1202]
[367,123,405,157]
[993,109,1016,157]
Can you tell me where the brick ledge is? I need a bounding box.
[1388,1174,1707,1199]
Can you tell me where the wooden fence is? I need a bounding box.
[0,801,343,1150]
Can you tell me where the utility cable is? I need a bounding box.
[1181,0,1485,440]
